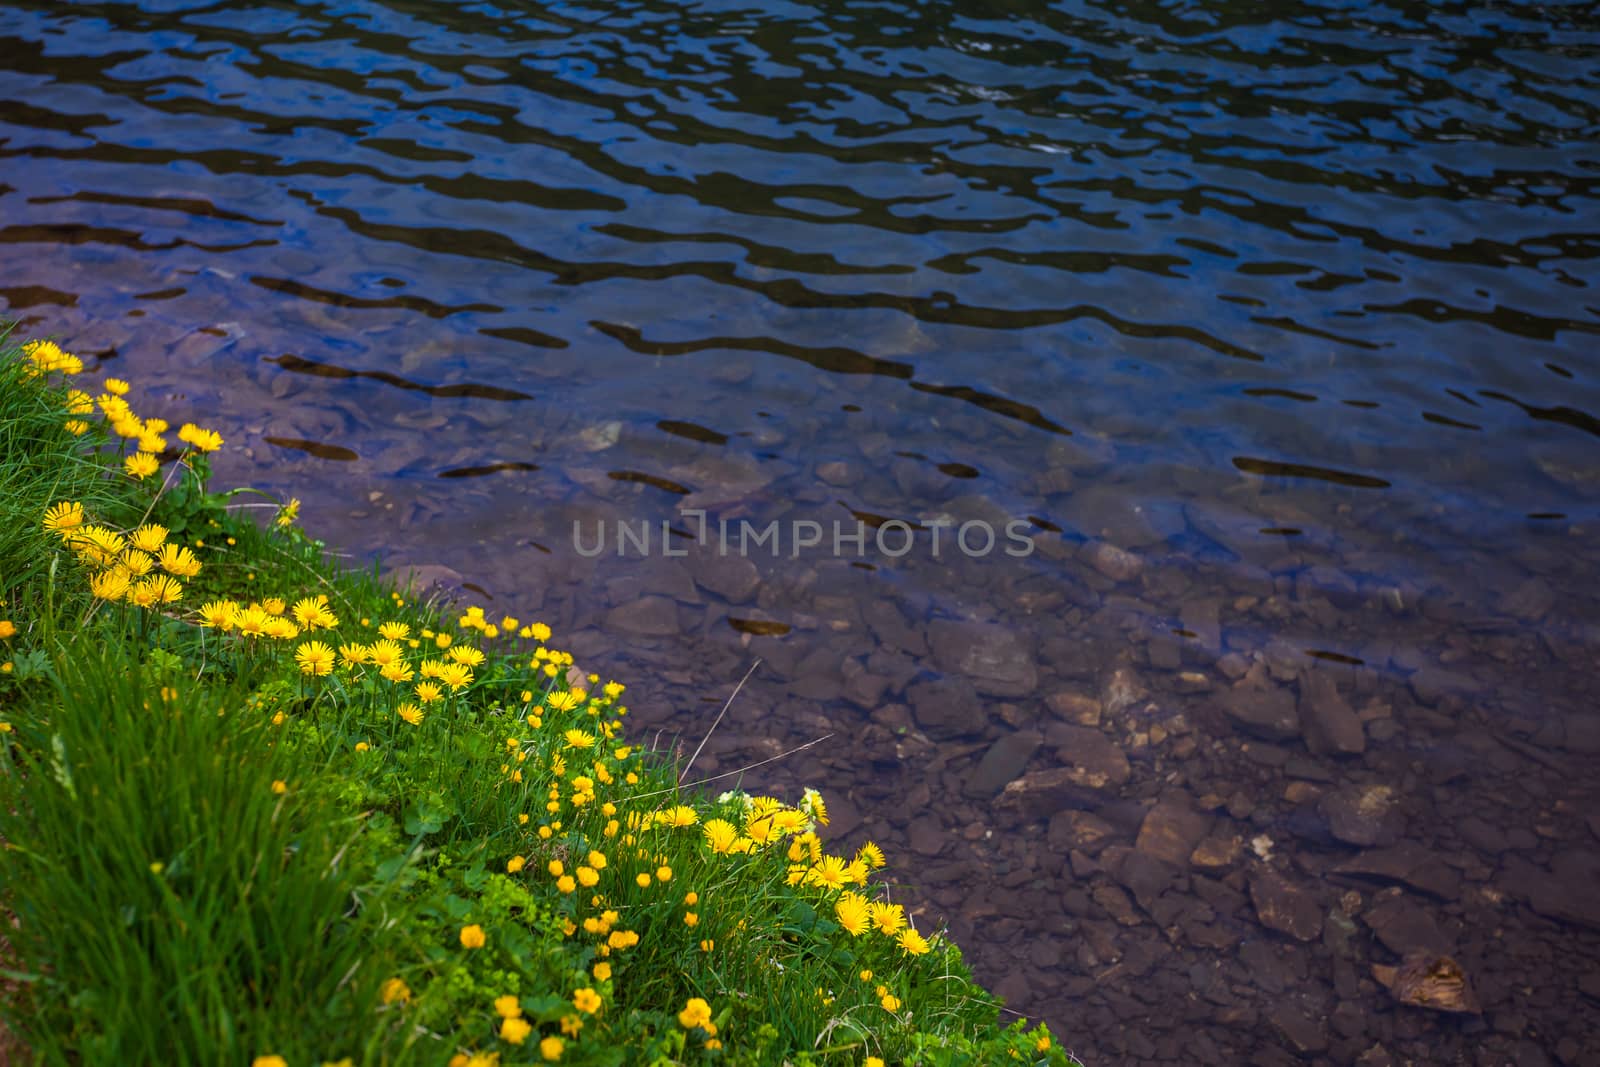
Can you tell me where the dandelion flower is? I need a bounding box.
[367,639,403,668]
[437,662,472,692]
[178,422,224,452]
[295,641,335,676]
[806,855,849,891]
[103,377,130,395]
[856,841,886,870]
[271,780,288,795]
[122,451,159,479]
[415,681,443,704]
[396,702,423,726]
[563,729,594,750]
[378,621,410,641]
[380,661,415,684]
[292,595,337,630]
[338,643,368,667]
[459,924,486,949]
[64,419,89,435]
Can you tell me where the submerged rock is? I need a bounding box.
[928,619,1038,696]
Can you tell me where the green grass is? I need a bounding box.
[0,327,1079,1067]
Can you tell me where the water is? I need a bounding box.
[4,1,1600,1061]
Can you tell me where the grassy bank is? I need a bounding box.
[0,328,1077,1066]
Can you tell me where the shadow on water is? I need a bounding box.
[3,0,1600,1061]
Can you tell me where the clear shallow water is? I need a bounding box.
[3,1,1600,1062]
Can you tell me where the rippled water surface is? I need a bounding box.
[4,1,1600,1062]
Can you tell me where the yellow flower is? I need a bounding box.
[271,780,288,795]
[539,1036,564,1061]
[459,924,486,949]
[378,621,410,640]
[197,599,238,630]
[447,645,485,667]
[295,641,335,676]
[380,660,415,683]
[592,962,611,982]
[703,819,739,854]
[234,606,270,637]
[530,622,551,642]
[158,543,202,578]
[897,928,930,956]
[563,729,594,750]
[546,690,582,712]
[64,388,93,414]
[103,377,130,395]
[868,901,906,937]
[437,661,473,691]
[806,855,849,890]
[292,595,338,630]
[415,681,444,703]
[880,992,901,1011]
[275,497,300,528]
[23,340,82,376]
[677,997,713,1030]
[500,1016,532,1045]
[380,977,411,1005]
[494,994,523,1019]
[836,891,870,936]
[338,643,368,667]
[700,938,714,952]
[856,841,886,870]
[42,501,84,539]
[866,1059,885,1067]
[0,621,12,640]
[261,597,286,615]
[124,452,159,480]
[367,639,403,667]
[130,523,168,553]
[572,987,601,1015]
[251,1057,287,1067]
[396,702,423,726]
[683,911,698,927]
[64,419,89,435]
[136,575,183,605]
[656,865,672,882]
[178,422,224,452]
[577,866,599,887]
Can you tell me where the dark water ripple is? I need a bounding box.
[4,1,1600,1062]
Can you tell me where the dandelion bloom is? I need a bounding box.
[856,841,886,870]
[123,451,159,480]
[263,617,299,640]
[836,891,871,936]
[380,977,411,1005]
[897,928,930,956]
[271,780,288,795]
[295,641,335,676]
[338,643,369,667]
[572,987,601,1015]
[563,729,594,750]
[459,924,486,949]
[396,702,423,726]
[500,1016,532,1045]
[539,1036,564,1061]
[234,606,270,637]
[868,901,906,936]
[23,340,83,376]
[380,661,415,684]
[546,690,582,712]
[806,855,849,891]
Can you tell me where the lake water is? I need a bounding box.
[4,1,1600,1062]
